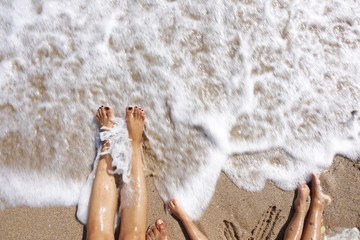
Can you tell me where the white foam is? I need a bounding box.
[157,149,225,220]
[100,118,132,183]
[0,166,82,208]
[325,228,360,240]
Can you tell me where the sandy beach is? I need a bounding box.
[0,156,358,240]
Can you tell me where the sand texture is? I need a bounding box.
[0,156,359,240]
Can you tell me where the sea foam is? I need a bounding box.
[324,228,360,240]
[0,0,359,223]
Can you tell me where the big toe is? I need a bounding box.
[298,183,310,197]
[126,105,133,117]
[104,105,114,118]
[311,173,321,193]
[156,219,168,235]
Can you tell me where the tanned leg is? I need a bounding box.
[146,219,170,240]
[284,184,310,240]
[167,198,208,240]
[87,105,118,240]
[301,173,331,240]
[119,106,147,240]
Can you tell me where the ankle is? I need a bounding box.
[294,209,307,216]
[294,198,308,212]
[312,194,326,206]
[131,141,141,149]
[178,213,192,224]
[295,203,306,211]
[309,200,325,213]
[101,141,110,151]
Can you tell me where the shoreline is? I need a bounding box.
[0,156,358,240]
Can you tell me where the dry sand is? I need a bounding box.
[0,156,359,240]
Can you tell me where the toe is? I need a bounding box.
[311,173,320,184]
[323,195,331,206]
[138,107,144,117]
[140,109,146,120]
[96,109,100,120]
[96,106,104,124]
[126,105,133,117]
[168,199,175,210]
[104,105,114,118]
[148,226,157,237]
[104,105,112,112]
[134,106,140,118]
[299,183,310,193]
[156,219,167,235]
[100,105,106,118]
[311,173,321,194]
[98,106,105,119]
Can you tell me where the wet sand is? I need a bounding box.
[0,156,358,240]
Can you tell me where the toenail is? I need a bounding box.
[128,107,133,110]
[135,106,138,108]
[105,107,109,110]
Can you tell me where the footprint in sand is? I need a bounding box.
[250,206,282,240]
[222,220,243,240]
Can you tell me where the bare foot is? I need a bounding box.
[310,173,331,210]
[167,198,189,222]
[96,105,114,130]
[168,198,209,240]
[294,183,310,213]
[96,105,115,151]
[146,219,169,240]
[125,105,146,146]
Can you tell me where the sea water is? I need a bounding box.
[0,0,359,230]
